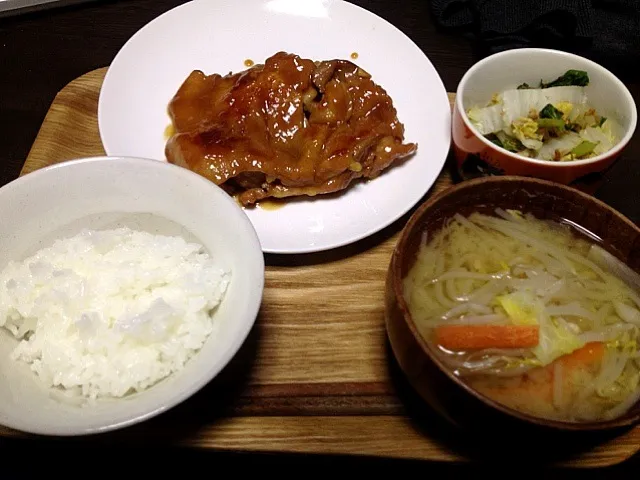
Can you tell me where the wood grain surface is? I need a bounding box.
[6,68,639,467]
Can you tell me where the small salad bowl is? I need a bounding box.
[452,48,637,186]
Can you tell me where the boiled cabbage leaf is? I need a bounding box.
[496,291,584,365]
[576,118,622,156]
[535,319,585,365]
[467,104,505,135]
[579,126,613,156]
[501,86,586,126]
[536,131,583,160]
[511,118,543,150]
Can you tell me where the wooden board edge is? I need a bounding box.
[0,414,636,467]
[21,67,109,177]
[176,416,640,468]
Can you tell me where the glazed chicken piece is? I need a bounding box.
[165,52,417,206]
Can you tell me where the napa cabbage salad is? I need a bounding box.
[467,70,621,162]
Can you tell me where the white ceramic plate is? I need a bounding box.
[98,0,451,254]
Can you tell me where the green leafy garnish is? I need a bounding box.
[598,117,607,127]
[571,140,598,158]
[517,82,532,90]
[486,133,503,148]
[541,69,590,88]
[539,103,564,120]
[499,136,525,152]
[537,118,565,129]
[486,132,525,152]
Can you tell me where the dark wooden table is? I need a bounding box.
[0,0,638,473]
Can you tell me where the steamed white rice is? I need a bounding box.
[0,228,230,399]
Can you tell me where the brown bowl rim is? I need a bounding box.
[390,175,640,431]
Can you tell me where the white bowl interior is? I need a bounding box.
[458,49,637,161]
[0,157,264,436]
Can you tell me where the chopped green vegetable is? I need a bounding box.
[537,118,566,129]
[486,133,503,148]
[537,131,583,160]
[541,69,590,88]
[517,82,532,90]
[485,132,526,153]
[571,140,599,158]
[580,124,616,156]
[598,117,607,127]
[539,103,564,120]
[496,131,526,152]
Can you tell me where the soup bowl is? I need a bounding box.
[453,49,637,187]
[385,176,640,432]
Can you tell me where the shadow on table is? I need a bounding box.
[0,438,636,477]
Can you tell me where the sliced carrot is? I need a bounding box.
[559,342,605,372]
[434,324,540,350]
[470,370,554,412]
[470,342,606,417]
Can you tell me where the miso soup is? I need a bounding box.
[403,209,640,422]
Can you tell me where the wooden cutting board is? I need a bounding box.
[5,67,639,467]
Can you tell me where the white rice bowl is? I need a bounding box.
[0,157,264,436]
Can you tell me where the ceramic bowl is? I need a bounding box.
[453,48,637,186]
[0,156,264,436]
[385,176,640,433]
